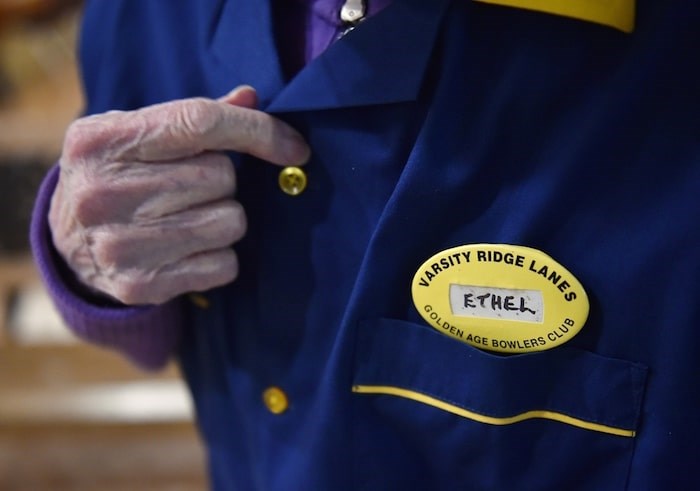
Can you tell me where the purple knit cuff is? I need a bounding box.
[30,166,183,370]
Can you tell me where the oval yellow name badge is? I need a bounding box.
[411,244,589,353]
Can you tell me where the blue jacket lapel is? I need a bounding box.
[207,0,450,112]
[207,0,286,105]
[268,0,451,112]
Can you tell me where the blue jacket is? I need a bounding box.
[79,0,699,489]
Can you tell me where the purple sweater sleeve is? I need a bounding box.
[30,166,184,370]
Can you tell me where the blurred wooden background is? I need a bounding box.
[0,2,208,489]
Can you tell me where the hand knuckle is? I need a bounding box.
[113,271,161,305]
[221,250,240,281]
[90,233,122,268]
[240,112,267,147]
[177,98,219,136]
[225,201,247,241]
[194,153,235,191]
[211,153,236,191]
[204,201,246,246]
[72,183,105,225]
[62,115,112,161]
[62,119,91,160]
[112,278,143,305]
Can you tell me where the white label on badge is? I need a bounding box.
[449,284,544,323]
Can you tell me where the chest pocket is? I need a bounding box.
[351,318,647,491]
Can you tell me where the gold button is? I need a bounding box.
[188,293,210,309]
[278,167,307,196]
[262,386,289,414]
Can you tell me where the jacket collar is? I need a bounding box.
[207,0,450,113]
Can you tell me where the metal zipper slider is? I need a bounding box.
[338,0,366,39]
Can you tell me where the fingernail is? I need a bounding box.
[222,85,256,99]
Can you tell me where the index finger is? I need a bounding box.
[120,98,311,165]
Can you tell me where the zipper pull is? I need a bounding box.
[338,0,366,38]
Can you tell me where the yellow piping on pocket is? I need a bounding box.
[473,0,635,33]
[352,384,636,438]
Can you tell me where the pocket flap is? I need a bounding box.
[353,318,647,437]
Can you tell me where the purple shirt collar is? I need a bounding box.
[276,0,393,77]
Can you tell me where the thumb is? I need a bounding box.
[218,85,258,109]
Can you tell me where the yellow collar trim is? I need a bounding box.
[473,0,635,33]
[353,384,636,437]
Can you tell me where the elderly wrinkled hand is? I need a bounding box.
[49,86,310,305]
